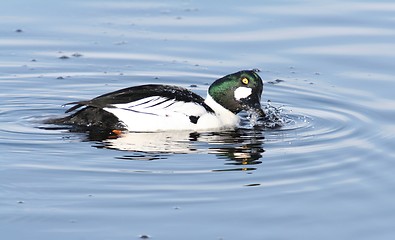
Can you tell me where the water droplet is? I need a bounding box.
[248,110,259,127]
[260,100,288,128]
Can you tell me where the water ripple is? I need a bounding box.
[0,75,379,198]
[1,0,395,238]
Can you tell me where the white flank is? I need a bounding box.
[234,87,252,100]
[103,95,238,132]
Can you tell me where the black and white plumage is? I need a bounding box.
[46,70,265,132]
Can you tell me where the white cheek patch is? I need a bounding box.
[234,87,252,100]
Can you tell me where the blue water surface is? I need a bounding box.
[1,0,395,239]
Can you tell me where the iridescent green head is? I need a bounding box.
[208,70,264,116]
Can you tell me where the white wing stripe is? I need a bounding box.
[110,98,209,117]
[110,97,210,118]
[113,96,167,109]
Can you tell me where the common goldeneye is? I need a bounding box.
[47,70,265,132]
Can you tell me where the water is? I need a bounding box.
[1,0,395,239]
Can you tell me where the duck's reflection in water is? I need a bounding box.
[90,128,265,167]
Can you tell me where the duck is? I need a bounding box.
[46,70,265,132]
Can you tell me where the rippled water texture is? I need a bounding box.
[1,1,395,239]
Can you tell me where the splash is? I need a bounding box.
[240,100,288,129]
[261,100,288,128]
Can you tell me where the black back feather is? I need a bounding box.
[65,84,214,113]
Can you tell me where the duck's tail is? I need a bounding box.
[44,107,126,130]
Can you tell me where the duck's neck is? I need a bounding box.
[204,93,240,127]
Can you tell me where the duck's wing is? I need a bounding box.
[65,84,214,114]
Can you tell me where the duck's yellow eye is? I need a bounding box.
[241,77,249,85]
